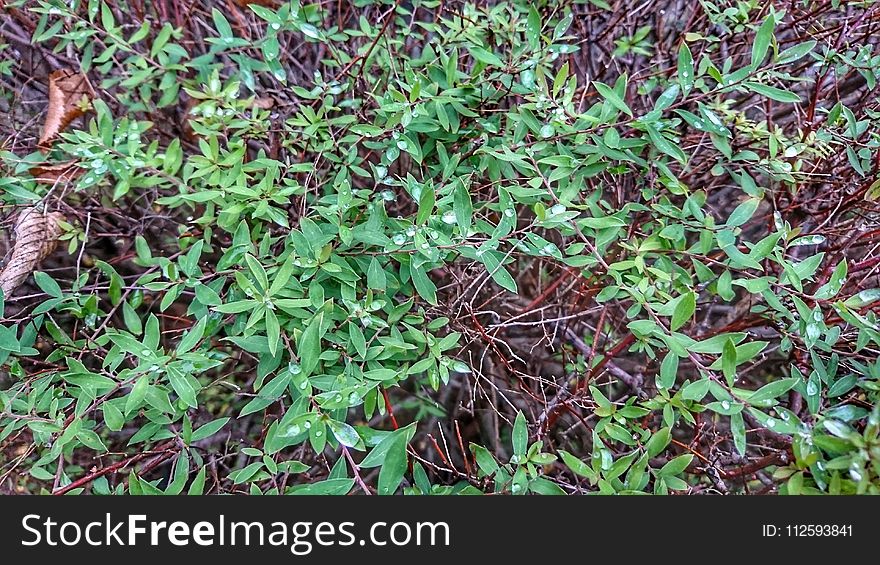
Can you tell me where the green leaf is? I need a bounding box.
[746,377,799,404]
[470,444,499,477]
[125,375,149,415]
[726,198,761,227]
[559,450,598,482]
[416,184,435,224]
[526,7,542,47]
[188,467,207,495]
[658,351,679,390]
[360,423,418,468]
[244,254,269,293]
[658,454,693,477]
[190,417,230,443]
[377,432,408,495]
[744,82,801,103]
[239,373,288,417]
[177,316,207,355]
[34,271,62,298]
[298,313,324,377]
[167,366,198,408]
[678,43,694,94]
[289,478,354,495]
[328,419,361,448]
[265,308,280,357]
[594,80,632,116]
[645,427,671,458]
[478,251,517,293]
[654,84,680,112]
[410,261,438,305]
[690,333,747,354]
[103,402,124,432]
[349,323,366,358]
[670,291,696,331]
[468,45,504,67]
[777,41,816,64]
[367,257,386,290]
[453,181,473,235]
[722,338,737,385]
[512,411,528,457]
[751,15,775,67]
[212,9,233,39]
[730,412,746,455]
[269,255,297,296]
[681,378,711,401]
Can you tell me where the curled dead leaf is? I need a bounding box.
[29,160,84,184]
[38,69,94,150]
[0,207,65,298]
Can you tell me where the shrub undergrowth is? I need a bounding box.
[2,0,880,495]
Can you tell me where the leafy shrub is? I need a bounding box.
[1,0,880,495]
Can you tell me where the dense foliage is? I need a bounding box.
[2,0,880,495]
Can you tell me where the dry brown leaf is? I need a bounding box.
[0,207,65,298]
[38,69,94,150]
[252,96,275,110]
[29,160,84,184]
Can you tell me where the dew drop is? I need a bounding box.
[288,363,302,375]
[766,418,776,429]
[849,465,863,482]
[442,211,457,224]
[550,204,566,215]
[381,190,395,201]
[304,421,311,429]
[806,381,818,396]
[721,400,731,410]
[504,208,515,218]
[392,233,406,245]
